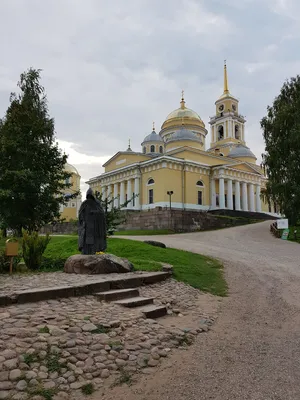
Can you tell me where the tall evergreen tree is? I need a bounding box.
[261,76,300,224]
[0,68,75,233]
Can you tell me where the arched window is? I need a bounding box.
[235,125,240,140]
[150,145,155,153]
[196,180,204,187]
[218,125,224,141]
[196,180,204,205]
[143,146,146,154]
[159,145,163,154]
[148,178,155,185]
[219,153,224,156]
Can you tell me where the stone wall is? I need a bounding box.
[118,207,256,232]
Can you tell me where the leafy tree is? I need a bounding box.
[0,68,77,234]
[261,76,300,225]
[95,191,138,235]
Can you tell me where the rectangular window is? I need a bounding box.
[225,194,227,208]
[149,189,154,204]
[197,191,202,205]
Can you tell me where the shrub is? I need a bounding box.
[22,230,51,270]
[40,257,66,271]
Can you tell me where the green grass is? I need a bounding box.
[288,226,300,243]
[1,234,227,296]
[43,236,227,296]
[81,383,95,395]
[116,229,174,236]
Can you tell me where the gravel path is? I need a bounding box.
[101,221,300,400]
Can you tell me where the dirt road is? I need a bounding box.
[97,221,300,400]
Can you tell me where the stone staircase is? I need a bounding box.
[94,288,167,319]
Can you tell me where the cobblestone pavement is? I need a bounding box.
[0,271,150,296]
[0,279,219,400]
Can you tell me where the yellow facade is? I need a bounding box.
[87,63,277,216]
[60,163,82,222]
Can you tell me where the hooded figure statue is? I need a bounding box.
[78,188,107,254]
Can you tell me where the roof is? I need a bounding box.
[142,130,164,144]
[167,127,201,143]
[65,163,80,175]
[228,145,256,159]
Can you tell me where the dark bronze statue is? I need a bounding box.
[78,188,107,255]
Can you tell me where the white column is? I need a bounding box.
[219,178,225,209]
[101,185,106,200]
[249,183,255,212]
[227,179,233,210]
[113,183,118,208]
[210,179,216,208]
[256,185,261,213]
[127,179,132,208]
[235,181,241,211]
[120,181,125,206]
[242,182,248,211]
[134,176,140,209]
[107,184,113,210]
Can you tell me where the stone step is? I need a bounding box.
[114,296,154,308]
[139,305,167,319]
[94,288,139,302]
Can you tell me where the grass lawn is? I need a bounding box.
[0,235,227,296]
[115,229,174,236]
[288,226,300,243]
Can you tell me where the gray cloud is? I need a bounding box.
[0,0,299,192]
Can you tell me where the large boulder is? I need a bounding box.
[64,254,134,274]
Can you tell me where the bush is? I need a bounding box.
[22,230,51,270]
[40,257,66,271]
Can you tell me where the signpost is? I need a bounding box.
[281,229,290,240]
[5,239,19,275]
[277,219,289,230]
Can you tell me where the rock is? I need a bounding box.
[25,371,37,380]
[101,369,110,379]
[161,263,173,273]
[9,369,22,381]
[0,391,10,400]
[64,254,134,274]
[82,324,97,332]
[109,320,121,328]
[144,240,166,248]
[148,358,160,367]
[0,312,10,319]
[70,381,84,389]
[44,381,56,389]
[53,392,69,400]
[0,382,13,390]
[16,380,27,391]
[2,349,16,359]
[28,379,39,387]
[115,358,127,367]
[3,358,19,369]
[158,349,168,357]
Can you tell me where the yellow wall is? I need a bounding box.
[232,156,257,164]
[184,171,210,205]
[104,153,150,173]
[169,149,232,166]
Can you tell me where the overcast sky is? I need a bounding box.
[0,0,299,194]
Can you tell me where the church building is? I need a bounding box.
[60,163,82,221]
[87,64,275,216]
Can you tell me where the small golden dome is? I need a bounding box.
[65,163,80,176]
[161,93,205,130]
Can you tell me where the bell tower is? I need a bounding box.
[208,61,246,156]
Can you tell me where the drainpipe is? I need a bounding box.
[181,162,186,231]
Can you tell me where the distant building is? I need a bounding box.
[60,163,82,221]
[87,63,277,216]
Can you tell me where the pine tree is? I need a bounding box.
[261,76,300,224]
[0,68,75,233]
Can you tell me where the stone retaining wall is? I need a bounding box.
[118,208,254,232]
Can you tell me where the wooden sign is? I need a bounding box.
[6,240,19,257]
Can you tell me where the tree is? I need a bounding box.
[95,191,138,235]
[261,76,300,225]
[0,68,76,234]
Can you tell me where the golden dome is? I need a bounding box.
[65,163,80,176]
[161,94,205,130]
